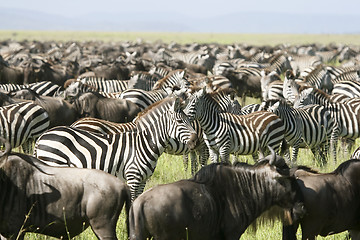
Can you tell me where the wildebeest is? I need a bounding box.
[283,159,360,240]
[129,148,304,240]
[8,88,79,128]
[72,91,141,123]
[0,137,130,240]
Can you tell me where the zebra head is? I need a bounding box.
[184,88,221,121]
[293,87,316,108]
[167,98,198,150]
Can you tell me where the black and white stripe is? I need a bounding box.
[34,97,197,201]
[0,102,50,153]
[294,87,360,152]
[261,99,338,164]
[79,77,129,93]
[184,89,285,163]
[0,81,62,96]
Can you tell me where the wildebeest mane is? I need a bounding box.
[191,161,288,232]
[333,159,360,175]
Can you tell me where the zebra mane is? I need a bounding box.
[152,69,186,90]
[134,96,180,122]
[298,86,331,100]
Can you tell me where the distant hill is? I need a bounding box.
[1,7,360,34]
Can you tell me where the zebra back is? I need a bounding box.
[71,117,136,135]
[0,102,50,150]
[79,77,129,93]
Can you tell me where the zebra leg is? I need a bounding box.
[198,145,209,168]
[189,151,198,176]
[183,154,189,172]
[291,144,300,163]
[330,127,339,163]
[21,139,34,154]
[136,182,146,198]
[209,148,219,163]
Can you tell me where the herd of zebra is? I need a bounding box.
[1,40,360,216]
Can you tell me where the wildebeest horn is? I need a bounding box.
[0,136,11,158]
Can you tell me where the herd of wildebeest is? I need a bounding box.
[1,39,360,239]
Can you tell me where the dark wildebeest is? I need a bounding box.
[129,148,304,240]
[72,91,141,123]
[283,159,360,240]
[8,88,79,128]
[0,137,130,240]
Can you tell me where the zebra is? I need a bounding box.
[261,99,338,164]
[293,86,360,153]
[78,76,129,93]
[0,102,50,153]
[27,81,63,96]
[289,55,322,76]
[265,52,292,75]
[120,70,189,110]
[34,96,197,201]
[260,69,283,101]
[183,88,286,163]
[351,145,360,159]
[0,81,62,96]
[128,71,161,91]
[332,80,360,98]
[238,103,262,115]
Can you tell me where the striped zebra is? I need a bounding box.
[72,116,207,176]
[128,71,161,91]
[265,52,292,74]
[289,55,322,76]
[238,103,262,115]
[120,70,189,110]
[351,145,360,159]
[332,80,360,98]
[184,89,286,163]
[0,102,50,153]
[294,87,360,153]
[34,96,197,201]
[79,76,129,93]
[260,69,283,101]
[0,81,62,96]
[261,99,338,164]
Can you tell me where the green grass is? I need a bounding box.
[2,30,360,46]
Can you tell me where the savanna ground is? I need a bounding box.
[5,31,359,239]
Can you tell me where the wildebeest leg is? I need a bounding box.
[128,202,151,240]
[349,230,360,240]
[282,223,298,240]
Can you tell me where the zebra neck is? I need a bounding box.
[197,106,221,135]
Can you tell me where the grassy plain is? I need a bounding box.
[1,30,360,46]
[6,31,357,239]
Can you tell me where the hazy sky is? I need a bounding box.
[2,0,359,17]
[2,0,360,33]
